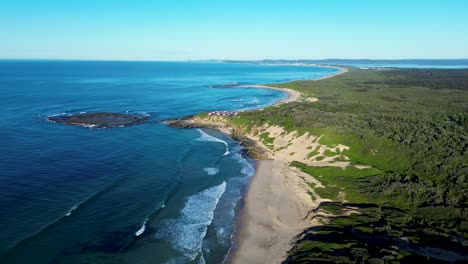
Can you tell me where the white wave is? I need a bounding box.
[211,176,247,246]
[203,167,219,175]
[48,112,66,117]
[196,129,230,156]
[232,151,255,177]
[217,227,225,237]
[135,219,148,236]
[65,205,78,216]
[156,181,227,260]
[247,97,260,104]
[229,98,244,102]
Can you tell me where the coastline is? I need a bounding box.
[166,65,348,263]
[227,160,319,264]
[226,66,348,263]
[219,66,348,263]
[237,85,302,106]
[237,65,347,106]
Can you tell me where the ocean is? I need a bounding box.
[0,61,338,264]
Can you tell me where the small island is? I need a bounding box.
[47,112,150,129]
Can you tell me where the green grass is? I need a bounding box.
[293,162,381,179]
[315,156,325,161]
[292,161,382,202]
[307,146,320,158]
[324,149,337,157]
[258,132,275,148]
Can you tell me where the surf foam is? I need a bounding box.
[196,129,230,155]
[135,219,148,236]
[65,205,78,216]
[156,181,227,260]
[203,167,219,175]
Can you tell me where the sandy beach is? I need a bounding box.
[228,160,317,264]
[237,84,302,105]
[237,65,347,106]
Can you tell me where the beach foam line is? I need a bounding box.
[156,181,227,261]
[196,129,230,156]
[230,146,255,177]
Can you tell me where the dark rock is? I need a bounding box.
[163,115,203,128]
[47,112,150,129]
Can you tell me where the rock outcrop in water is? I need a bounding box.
[47,112,150,129]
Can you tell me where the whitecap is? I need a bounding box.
[48,112,66,117]
[247,97,260,104]
[196,129,230,155]
[135,219,148,236]
[156,181,227,260]
[203,167,219,175]
[65,205,78,216]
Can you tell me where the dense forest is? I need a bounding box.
[233,68,467,263]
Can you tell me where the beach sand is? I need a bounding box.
[237,65,347,106]
[228,160,317,264]
[227,126,347,264]
[237,85,301,106]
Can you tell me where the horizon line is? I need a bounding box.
[1,58,468,63]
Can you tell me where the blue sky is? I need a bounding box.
[1,0,467,60]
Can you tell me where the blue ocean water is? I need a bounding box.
[0,61,338,263]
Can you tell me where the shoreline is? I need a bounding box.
[236,65,347,106]
[165,65,348,263]
[237,84,302,106]
[227,160,319,264]
[221,66,348,263]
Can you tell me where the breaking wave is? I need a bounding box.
[135,219,148,237]
[203,167,219,175]
[156,181,227,261]
[196,129,230,155]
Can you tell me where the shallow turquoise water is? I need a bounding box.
[0,61,338,263]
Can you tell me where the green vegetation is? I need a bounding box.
[292,161,382,202]
[324,149,337,157]
[259,132,275,148]
[307,146,320,158]
[236,68,468,263]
